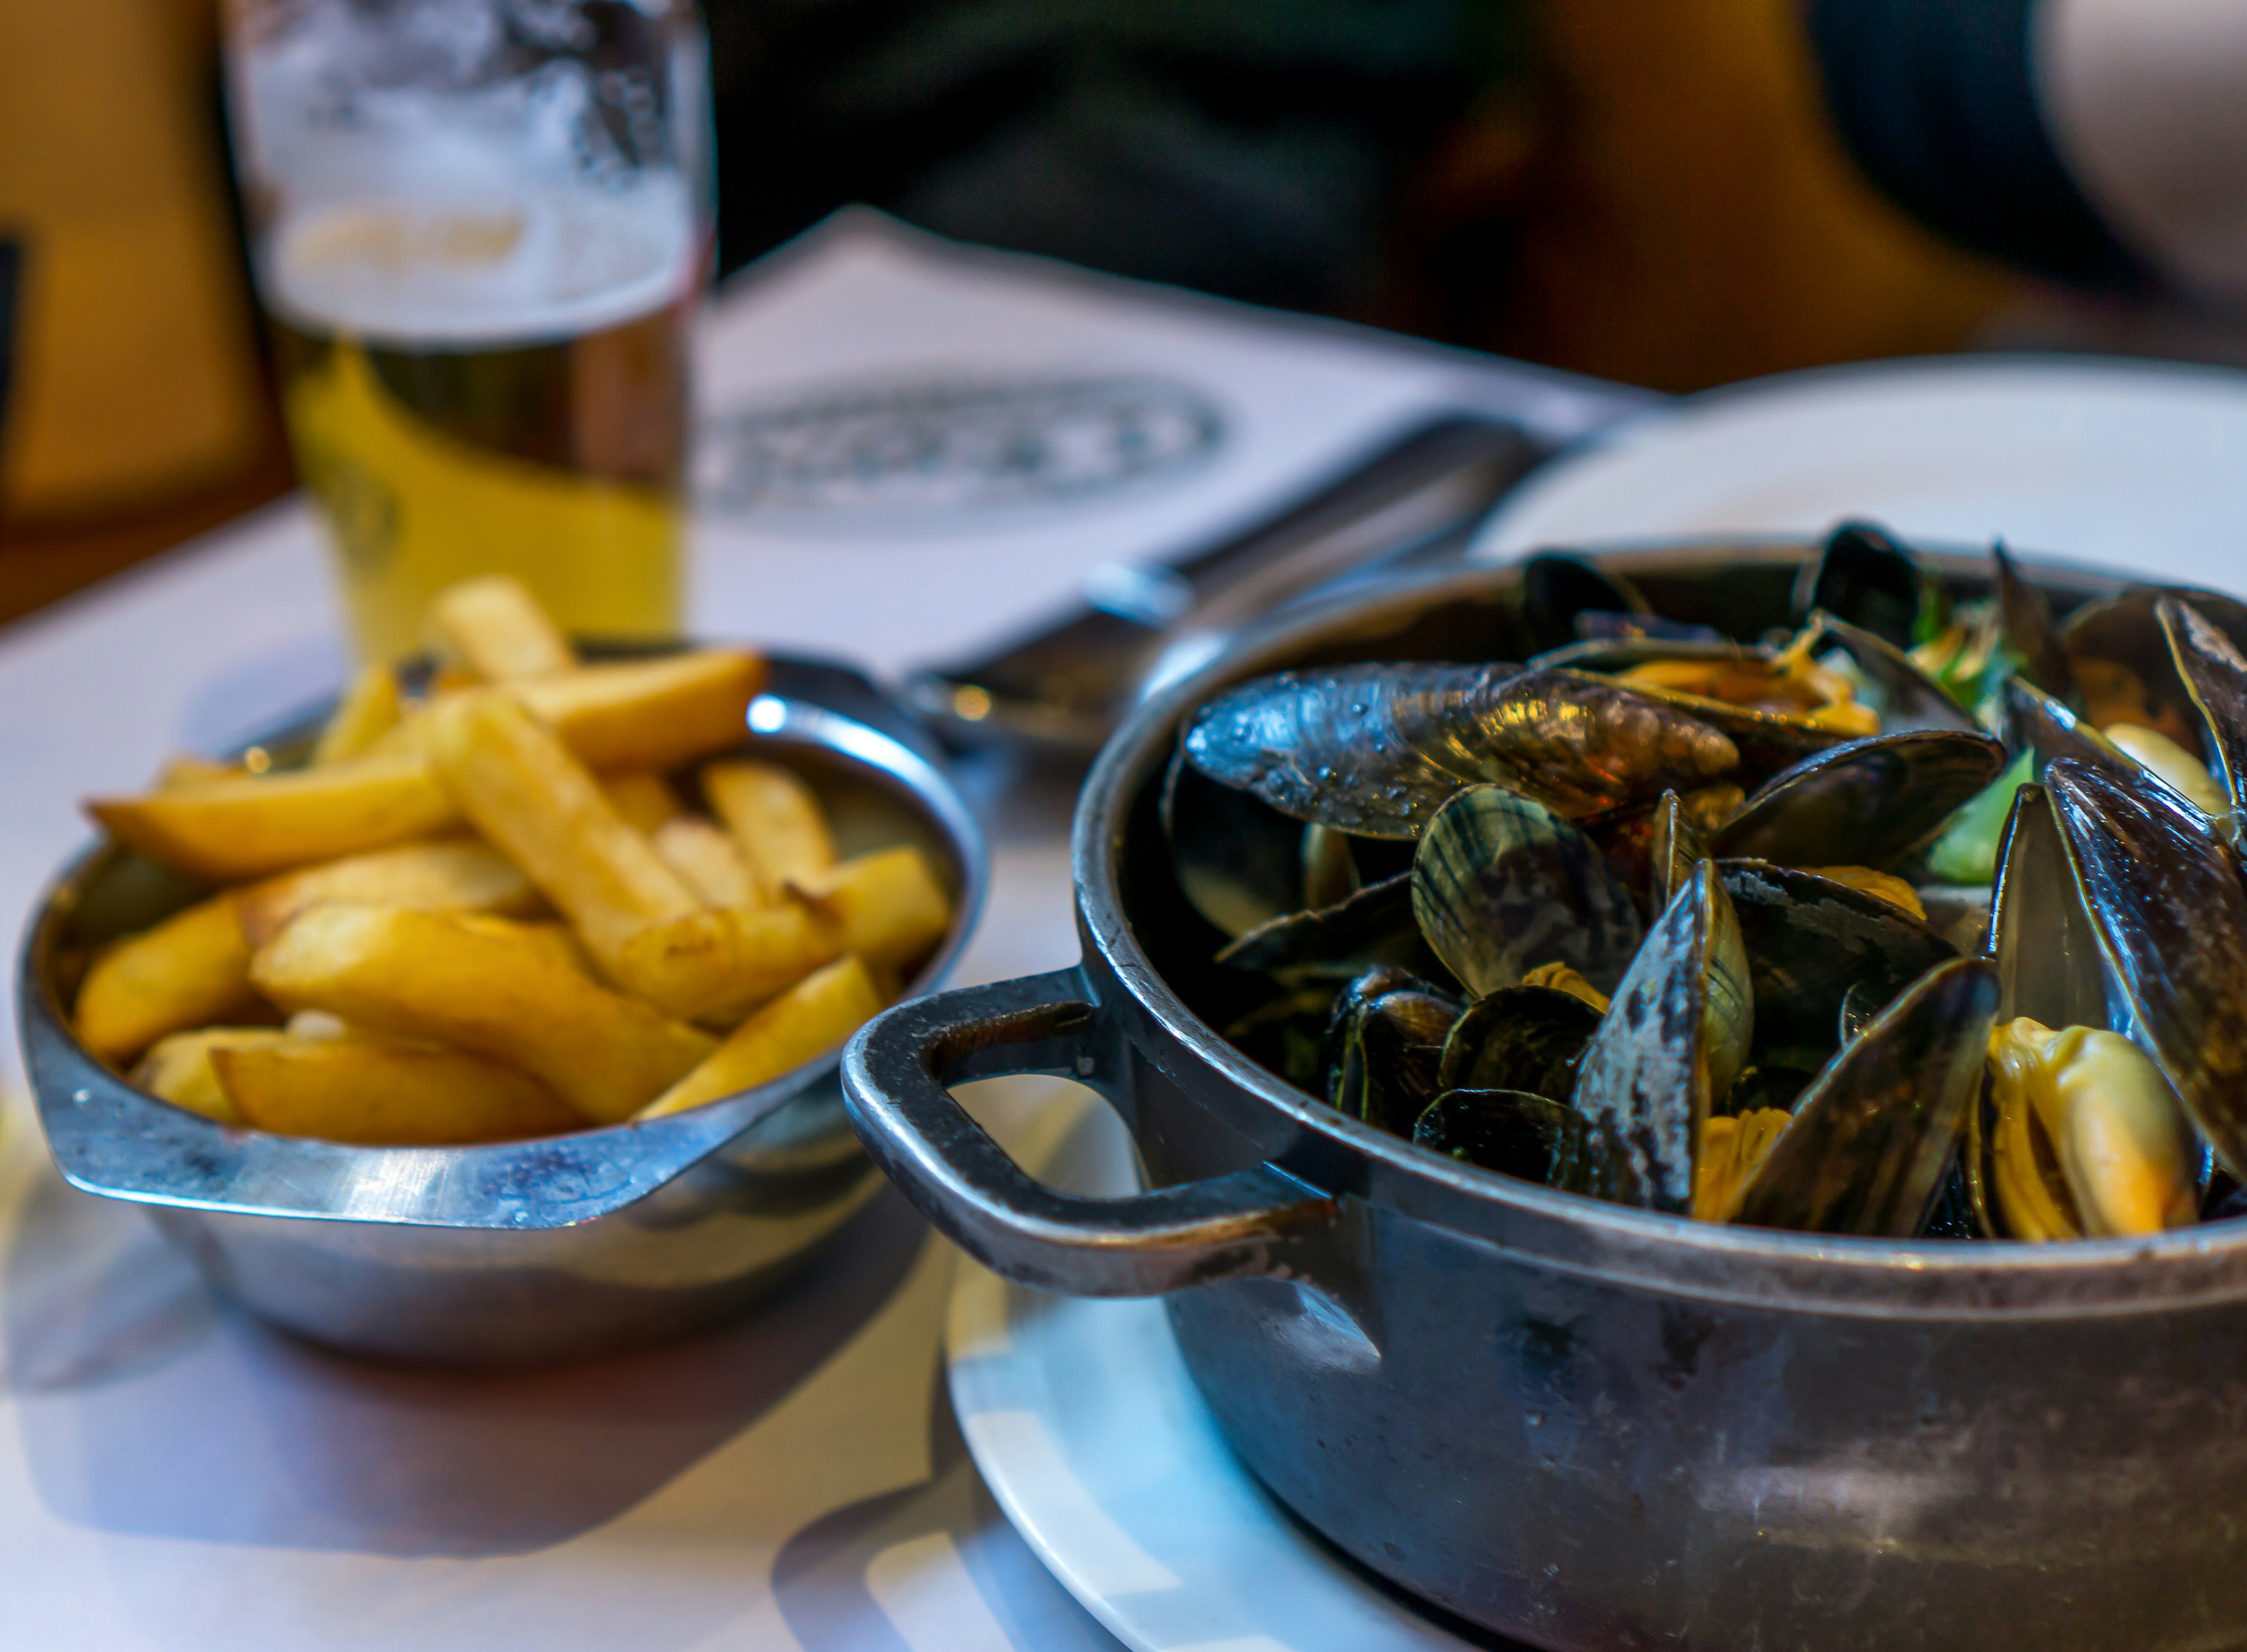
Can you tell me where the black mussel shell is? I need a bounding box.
[1412,784,1645,996]
[1988,783,2108,1031]
[1217,871,1435,979]
[1521,551,1652,654]
[1331,987,1458,1134]
[1727,1062,1817,1118]
[1710,729,2009,872]
[2047,757,2247,1181]
[1163,743,1305,937]
[1183,664,1740,838]
[1413,1087,1588,1184]
[2001,676,2143,790]
[1803,613,1982,735]
[1719,858,1956,1068]
[2163,597,2247,834]
[1917,883,1993,954]
[1793,521,1947,650]
[1437,984,1604,1101]
[1649,788,1714,911]
[1994,541,2073,699]
[1731,957,1998,1237]
[2063,583,2247,755]
[1920,1156,1981,1239]
[1572,860,1753,1214]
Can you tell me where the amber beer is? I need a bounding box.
[266,191,694,661]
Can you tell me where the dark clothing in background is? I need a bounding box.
[702,0,1487,312]
[1803,0,2152,293]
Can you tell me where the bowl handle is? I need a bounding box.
[842,967,1340,1297]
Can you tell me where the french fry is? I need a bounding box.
[233,838,540,946]
[312,663,403,764]
[702,760,834,894]
[132,1027,298,1123]
[75,895,263,1065]
[652,815,760,909]
[623,900,841,1024]
[638,956,884,1120]
[249,904,714,1124]
[509,650,766,771]
[602,769,682,834]
[87,753,459,881]
[428,574,576,681]
[422,689,702,967]
[799,846,953,972]
[213,1035,583,1144]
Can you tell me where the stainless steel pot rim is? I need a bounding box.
[22,673,989,1234]
[1076,544,2247,1317]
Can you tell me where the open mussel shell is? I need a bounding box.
[2064,584,2247,753]
[1731,957,1999,1237]
[1648,788,1714,910]
[1709,728,2009,872]
[1437,984,1603,1100]
[1994,541,2074,699]
[1719,858,1956,1066]
[1801,613,1982,736]
[2162,597,2247,834]
[1413,1087,1588,1184]
[1792,520,1947,650]
[1988,783,2109,1031]
[1162,744,1307,937]
[1181,664,1741,839]
[2001,674,2153,795]
[2046,757,2247,1181]
[1216,871,1437,980]
[1571,860,1753,1214]
[1412,785,1645,997]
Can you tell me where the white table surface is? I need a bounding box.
[0,212,1627,1649]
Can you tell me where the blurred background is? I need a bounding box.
[0,0,2218,628]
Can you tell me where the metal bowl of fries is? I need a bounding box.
[18,580,986,1365]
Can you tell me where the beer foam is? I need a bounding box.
[266,177,698,346]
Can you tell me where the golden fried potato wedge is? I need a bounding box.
[601,769,683,834]
[75,895,264,1065]
[233,838,540,946]
[132,1027,298,1122]
[621,901,843,1024]
[213,1035,582,1144]
[422,690,703,967]
[652,815,760,909]
[702,760,834,894]
[510,650,766,771]
[428,574,576,682]
[799,846,953,971]
[638,956,884,1119]
[250,905,714,1124]
[87,753,459,881]
[313,663,404,764]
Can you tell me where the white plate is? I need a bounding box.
[1469,354,2247,585]
[944,1093,1482,1652]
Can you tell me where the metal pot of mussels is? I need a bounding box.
[843,528,2247,1652]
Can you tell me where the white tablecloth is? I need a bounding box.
[0,212,1638,1649]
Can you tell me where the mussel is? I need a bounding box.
[1176,523,2247,1246]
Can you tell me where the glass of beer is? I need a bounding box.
[221,0,709,660]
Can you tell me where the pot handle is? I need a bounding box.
[841,967,1340,1297]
